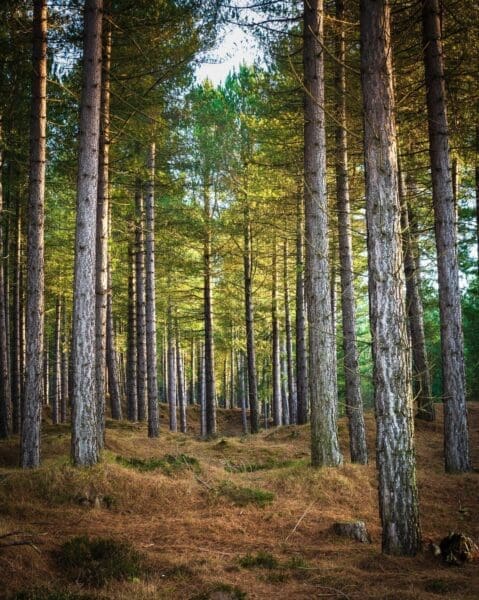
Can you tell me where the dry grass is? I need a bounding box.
[0,403,478,599]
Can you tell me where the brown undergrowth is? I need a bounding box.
[0,403,478,599]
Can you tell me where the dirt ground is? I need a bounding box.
[0,402,478,599]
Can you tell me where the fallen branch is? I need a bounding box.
[285,500,316,542]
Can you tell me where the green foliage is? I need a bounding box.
[462,276,479,399]
[214,481,274,507]
[56,536,145,587]
[115,453,200,475]
[238,551,279,569]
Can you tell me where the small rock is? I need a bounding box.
[332,521,371,544]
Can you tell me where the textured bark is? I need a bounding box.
[0,121,11,439]
[475,125,479,268]
[189,338,196,405]
[283,239,297,424]
[335,0,367,465]
[176,329,187,433]
[271,240,282,427]
[304,0,342,467]
[94,6,111,446]
[295,193,308,424]
[167,301,177,432]
[238,352,248,434]
[135,180,147,421]
[22,0,47,465]
[106,291,122,420]
[145,143,159,437]
[422,0,470,472]
[71,0,103,467]
[10,204,22,434]
[43,338,49,408]
[199,344,206,437]
[203,183,216,436]
[126,241,138,421]
[360,0,421,555]
[281,339,290,426]
[60,304,69,423]
[243,203,259,433]
[52,297,61,425]
[399,171,434,421]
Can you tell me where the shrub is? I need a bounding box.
[56,535,145,586]
[238,551,279,569]
[215,481,274,507]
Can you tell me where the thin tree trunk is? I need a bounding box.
[283,239,296,424]
[167,301,177,432]
[94,3,111,447]
[21,0,47,465]
[238,351,248,434]
[189,338,196,405]
[10,204,22,434]
[106,290,122,419]
[360,0,421,555]
[0,120,11,439]
[145,143,159,436]
[71,0,103,466]
[199,343,206,437]
[475,124,479,268]
[400,170,434,421]
[422,0,470,472]
[61,302,69,423]
[281,338,290,426]
[203,181,216,436]
[243,203,259,433]
[335,0,367,464]
[176,327,187,433]
[295,193,308,425]
[52,296,61,425]
[304,0,341,467]
[43,337,49,408]
[271,239,282,427]
[135,179,147,421]
[126,240,138,421]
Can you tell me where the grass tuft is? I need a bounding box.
[224,458,296,473]
[115,453,200,475]
[190,582,247,599]
[10,589,97,600]
[214,481,274,507]
[238,551,279,569]
[56,535,145,587]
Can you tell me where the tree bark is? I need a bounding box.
[335,0,367,464]
[271,239,282,427]
[21,0,47,465]
[10,203,22,434]
[94,3,111,447]
[203,181,216,435]
[295,193,308,425]
[176,326,187,433]
[135,179,147,421]
[145,143,159,436]
[0,120,12,439]
[422,0,470,473]
[243,202,259,432]
[283,239,297,424]
[126,240,138,421]
[360,0,421,555]
[303,0,342,467]
[61,302,69,422]
[167,300,177,432]
[71,0,103,466]
[52,296,61,425]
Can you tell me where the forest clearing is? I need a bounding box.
[1,405,478,599]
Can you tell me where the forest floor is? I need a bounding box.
[0,403,478,600]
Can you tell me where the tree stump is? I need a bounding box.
[332,521,371,543]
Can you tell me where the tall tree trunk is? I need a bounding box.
[10,204,22,434]
[0,120,11,439]
[61,301,69,422]
[167,300,177,432]
[243,202,259,432]
[52,296,61,425]
[422,0,470,472]
[281,338,290,425]
[176,326,187,433]
[360,0,421,555]
[71,0,103,467]
[238,352,248,434]
[399,169,434,421]
[189,338,196,405]
[203,181,216,435]
[271,239,282,427]
[135,180,147,421]
[304,0,341,467]
[475,124,479,268]
[94,4,111,447]
[106,290,122,419]
[126,241,138,421]
[283,239,296,424]
[295,193,308,425]
[21,0,47,465]
[199,343,206,437]
[335,0,367,464]
[145,143,159,437]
